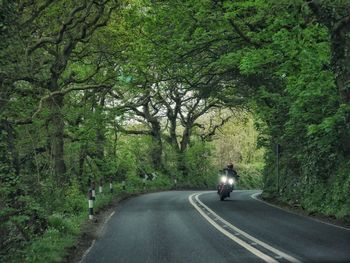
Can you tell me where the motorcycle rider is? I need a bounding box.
[222,162,239,197]
[224,162,238,178]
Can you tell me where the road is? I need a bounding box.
[81,190,350,263]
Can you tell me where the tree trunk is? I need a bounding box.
[95,95,106,161]
[78,145,87,184]
[330,20,350,154]
[178,122,193,176]
[3,121,20,176]
[167,113,180,151]
[177,151,187,176]
[150,121,163,171]
[331,27,350,104]
[48,93,66,183]
[180,123,192,153]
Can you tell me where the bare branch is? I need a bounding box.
[115,123,151,135]
[200,114,232,141]
[62,64,103,87]
[22,0,55,26]
[10,83,111,125]
[334,15,350,33]
[27,2,88,54]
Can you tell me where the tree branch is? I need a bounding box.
[200,114,232,141]
[115,123,151,135]
[27,2,88,54]
[334,14,350,33]
[228,19,261,48]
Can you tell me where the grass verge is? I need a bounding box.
[9,182,173,263]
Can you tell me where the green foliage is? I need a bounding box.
[147,174,173,190]
[20,228,75,263]
[2,0,350,261]
[125,174,143,192]
[4,179,172,263]
[236,163,264,189]
[47,214,78,235]
[115,135,155,179]
[62,180,86,214]
[162,142,180,178]
[297,160,350,221]
[221,0,350,220]
[183,142,217,188]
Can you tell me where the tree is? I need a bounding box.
[307,0,350,104]
[306,0,350,153]
[9,1,117,182]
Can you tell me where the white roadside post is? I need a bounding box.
[91,181,96,201]
[99,178,103,194]
[143,174,149,191]
[88,188,94,220]
[152,172,157,181]
[109,176,113,193]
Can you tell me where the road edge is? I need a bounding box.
[251,192,350,231]
[64,189,202,263]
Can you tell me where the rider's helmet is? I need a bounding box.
[227,162,234,170]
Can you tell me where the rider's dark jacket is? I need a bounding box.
[223,167,238,178]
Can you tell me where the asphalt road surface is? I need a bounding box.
[81,190,350,263]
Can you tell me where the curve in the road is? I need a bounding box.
[81,191,266,263]
[189,192,301,263]
[198,190,350,263]
[250,192,350,232]
[80,190,350,263]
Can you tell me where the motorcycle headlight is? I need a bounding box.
[220,176,227,183]
[228,178,234,185]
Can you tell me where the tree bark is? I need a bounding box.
[48,93,66,183]
[95,95,106,161]
[329,15,350,154]
[150,120,163,171]
[331,26,350,104]
[178,121,193,176]
[1,120,20,175]
[180,124,192,153]
[78,144,87,184]
[169,116,178,148]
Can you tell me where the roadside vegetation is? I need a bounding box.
[1,0,349,262]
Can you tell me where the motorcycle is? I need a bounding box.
[217,175,236,201]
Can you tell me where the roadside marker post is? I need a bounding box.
[151,172,157,181]
[99,178,103,194]
[174,179,177,189]
[88,189,94,220]
[91,181,96,200]
[109,177,113,193]
[143,173,148,191]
